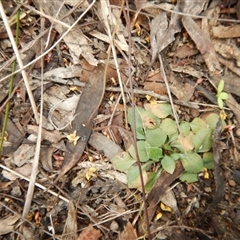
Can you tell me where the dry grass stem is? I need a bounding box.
[0,2,39,123]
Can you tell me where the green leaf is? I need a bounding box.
[128,141,149,162]
[190,118,207,133]
[127,107,145,139]
[145,170,162,192]
[204,113,220,129]
[180,121,191,137]
[160,118,177,135]
[180,172,198,183]
[146,144,163,161]
[203,152,214,169]
[144,103,173,118]
[180,153,204,173]
[171,152,180,161]
[126,162,152,189]
[167,132,178,143]
[171,140,187,153]
[145,128,167,147]
[127,165,148,189]
[217,79,225,94]
[218,97,224,109]
[218,92,229,100]
[161,155,175,174]
[111,151,136,171]
[192,128,212,152]
[137,141,150,162]
[163,143,173,151]
[199,131,213,153]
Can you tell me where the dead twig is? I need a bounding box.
[21,11,45,218]
[159,54,181,133]
[123,1,151,239]
[0,164,69,203]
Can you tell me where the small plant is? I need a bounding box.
[111,103,223,191]
[216,80,229,109]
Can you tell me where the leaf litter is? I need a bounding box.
[0,0,240,239]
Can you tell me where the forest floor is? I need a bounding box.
[0,0,240,239]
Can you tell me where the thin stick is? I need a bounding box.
[22,13,45,218]
[123,1,151,239]
[99,0,128,127]
[0,164,69,203]
[111,4,240,23]
[159,54,181,133]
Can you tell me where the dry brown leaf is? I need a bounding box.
[0,181,12,190]
[12,144,35,167]
[108,111,124,145]
[182,16,221,74]
[217,55,240,76]
[32,0,98,65]
[166,65,195,101]
[213,40,240,67]
[150,5,181,63]
[174,45,199,59]
[22,226,36,239]
[212,25,240,38]
[140,2,173,18]
[40,146,54,172]
[65,0,89,7]
[181,0,208,15]
[88,132,123,160]
[62,201,77,240]
[96,0,128,53]
[0,214,20,235]
[145,70,166,94]
[226,94,240,125]
[161,189,180,215]
[44,65,83,79]
[170,63,203,78]
[27,125,63,143]
[144,81,166,95]
[138,161,184,235]
[77,225,102,240]
[201,3,219,35]
[2,164,33,181]
[119,221,138,240]
[178,134,194,151]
